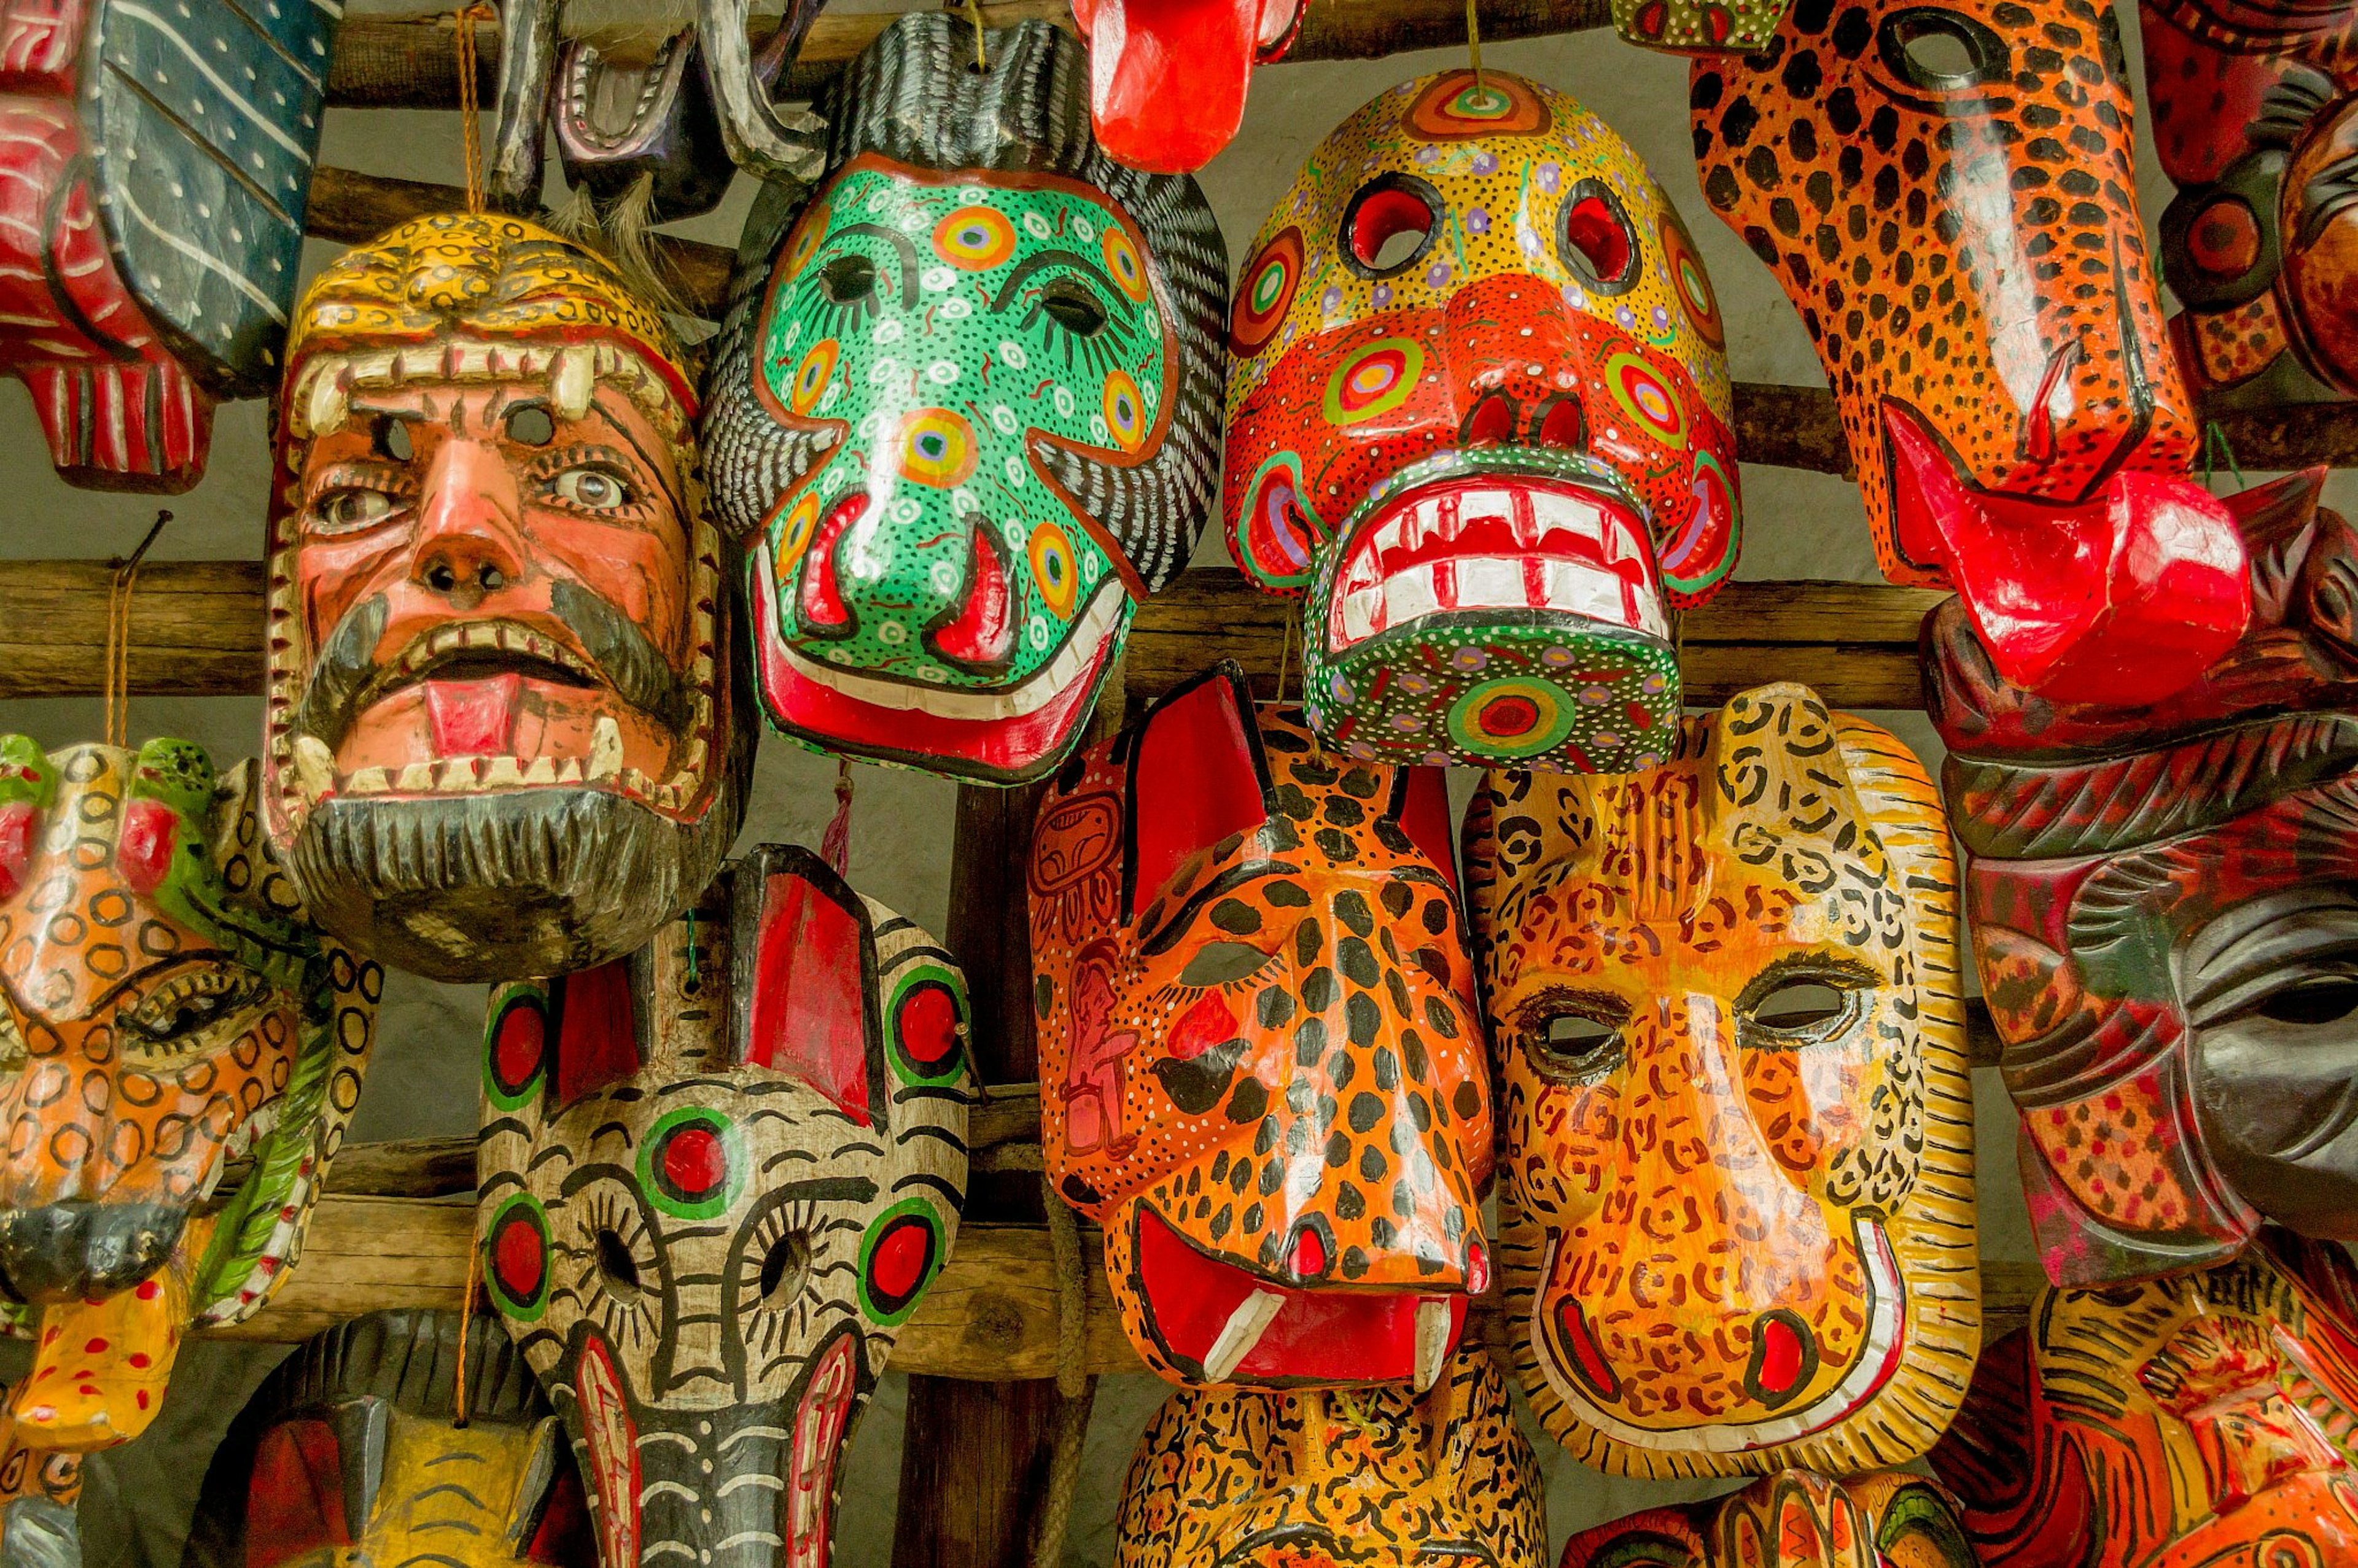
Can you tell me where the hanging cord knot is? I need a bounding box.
[1030,1176,1097,1568]
[104,511,171,751]
[820,758,855,877]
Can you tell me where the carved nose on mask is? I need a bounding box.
[0,1202,185,1305]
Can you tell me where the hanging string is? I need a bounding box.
[452,1223,483,1428]
[1263,615,1294,710]
[104,511,171,751]
[820,758,855,877]
[2201,420,2247,493]
[963,0,988,71]
[454,2,497,212]
[1030,1174,1097,1568]
[1465,0,1484,95]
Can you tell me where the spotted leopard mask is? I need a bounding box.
[1690,0,2251,704]
[183,1310,595,1568]
[266,212,752,982]
[2148,0,2358,412]
[1110,1344,1544,1566]
[701,14,1226,786]
[1931,1230,2358,1568]
[0,739,379,1451]
[1463,683,1978,1477]
[1029,665,1492,1389]
[1927,468,2358,1287]
[1223,70,1738,773]
[1560,1471,1980,1568]
[478,846,973,1568]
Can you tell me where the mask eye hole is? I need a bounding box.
[594,1228,644,1303]
[1745,976,1859,1039]
[1558,182,1640,295]
[1340,174,1443,279]
[820,254,879,306]
[757,1230,811,1305]
[1876,9,2012,91]
[1519,992,1628,1083]
[370,414,413,462]
[2256,975,2358,1026]
[506,405,555,446]
[1040,279,1108,337]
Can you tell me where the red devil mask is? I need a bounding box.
[1029,665,1493,1389]
[1929,468,2358,1286]
[1691,0,2251,704]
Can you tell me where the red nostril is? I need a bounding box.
[932,527,1013,668]
[1288,1225,1328,1279]
[1461,392,1517,448]
[798,493,868,632]
[1536,395,1586,451]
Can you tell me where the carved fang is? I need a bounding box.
[292,736,335,804]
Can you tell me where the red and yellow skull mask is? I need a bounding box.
[1111,1344,1544,1566]
[1029,666,1492,1389]
[1224,72,1740,774]
[1463,684,1978,1477]
[1691,0,2251,704]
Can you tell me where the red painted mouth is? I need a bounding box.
[1883,400,2251,704]
[1131,1205,1471,1388]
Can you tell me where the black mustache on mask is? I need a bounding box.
[292,583,695,748]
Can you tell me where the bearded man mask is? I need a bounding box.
[478,846,973,1568]
[1029,666,1493,1391]
[265,212,751,982]
[700,14,1228,786]
[1463,683,1978,1478]
[1691,0,2251,704]
[1929,467,2358,1286]
[1110,1345,1545,1566]
[0,739,379,1450]
[1223,71,1740,774]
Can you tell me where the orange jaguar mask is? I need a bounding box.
[1464,683,1977,1477]
[0,739,379,1451]
[1560,1470,1980,1568]
[1111,1344,1544,1566]
[1030,665,1492,1389]
[1690,0,2249,704]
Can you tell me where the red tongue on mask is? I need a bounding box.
[424,674,522,756]
[1885,408,2251,705]
[1073,0,1267,173]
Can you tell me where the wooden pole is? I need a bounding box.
[892,780,1064,1568]
[322,0,1614,111]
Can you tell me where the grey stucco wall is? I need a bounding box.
[0,3,2348,1562]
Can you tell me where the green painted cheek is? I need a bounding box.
[755,169,1159,689]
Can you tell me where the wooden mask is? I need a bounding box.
[0,740,379,1450]
[264,212,752,983]
[1690,0,2252,704]
[0,1386,79,1568]
[1560,1472,1980,1568]
[182,1310,596,1568]
[1463,684,1977,1477]
[1029,666,1492,1390]
[701,15,1228,786]
[478,847,973,1568]
[1224,72,1740,772]
[2148,0,2358,410]
[0,0,331,491]
[1927,468,2358,1286]
[1110,1344,1545,1566]
[1068,0,1307,173]
[1929,1230,2358,1568]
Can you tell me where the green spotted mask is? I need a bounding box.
[702,14,1227,785]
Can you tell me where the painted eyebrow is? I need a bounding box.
[989,248,1127,315]
[807,222,922,310]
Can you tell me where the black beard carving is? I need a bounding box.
[287,610,755,982]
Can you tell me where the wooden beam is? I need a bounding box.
[322,0,1611,112]
[0,562,1950,708]
[197,1195,2043,1370]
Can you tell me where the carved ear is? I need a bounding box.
[1701,684,1865,853]
[736,845,884,1125]
[1124,666,1272,919]
[507,1416,597,1566]
[245,1408,372,1568]
[543,961,646,1108]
